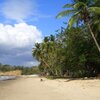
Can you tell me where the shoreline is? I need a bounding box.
[0,75,17,81]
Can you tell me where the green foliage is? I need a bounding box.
[32,25,100,77]
[56,10,76,19]
[89,7,100,14]
[21,67,39,75]
[56,0,100,52]
[0,64,39,75]
[32,0,100,78]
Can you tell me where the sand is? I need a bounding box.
[0,76,100,100]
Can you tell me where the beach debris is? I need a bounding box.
[40,78,43,81]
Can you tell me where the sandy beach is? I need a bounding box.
[0,76,100,100]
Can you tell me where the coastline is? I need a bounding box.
[0,75,17,81]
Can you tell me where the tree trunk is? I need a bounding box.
[40,58,54,75]
[87,23,100,52]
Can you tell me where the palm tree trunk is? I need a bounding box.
[40,58,50,68]
[40,58,54,75]
[87,23,100,52]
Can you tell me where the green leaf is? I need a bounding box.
[68,15,77,28]
[56,10,76,19]
[98,24,100,31]
[89,7,100,14]
[94,20,100,25]
[63,4,74,8]
[68,11,80,28]
[93,0,98,3]
[73,2,86,9]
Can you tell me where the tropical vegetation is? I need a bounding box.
[0,63,39,75]
[32,0,100,78]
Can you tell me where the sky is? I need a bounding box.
[0,0,72,67]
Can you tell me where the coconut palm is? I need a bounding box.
[32,43,50,69]
[56,0,100,52]
[32,38,56,75]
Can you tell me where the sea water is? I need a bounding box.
[0,76,16,81]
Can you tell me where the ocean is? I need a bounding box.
[0,76,16,81]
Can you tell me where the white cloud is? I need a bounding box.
[0,23,42,48]
[1,0,37,22]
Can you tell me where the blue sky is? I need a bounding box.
[0,0,72,67]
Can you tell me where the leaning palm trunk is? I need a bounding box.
[40,58,54,75]
[87,23,100,52]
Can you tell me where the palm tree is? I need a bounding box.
[32,39,55,75]
[32,43,50,68]
[56,0,100,52]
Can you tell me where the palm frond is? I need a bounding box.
[74,2,86,9]
[56,10,76,19]
[63,4,74,8]
[89,7,100,14]
[68,11,80,28]
[93,19,100,25]
[68,15,77,28]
